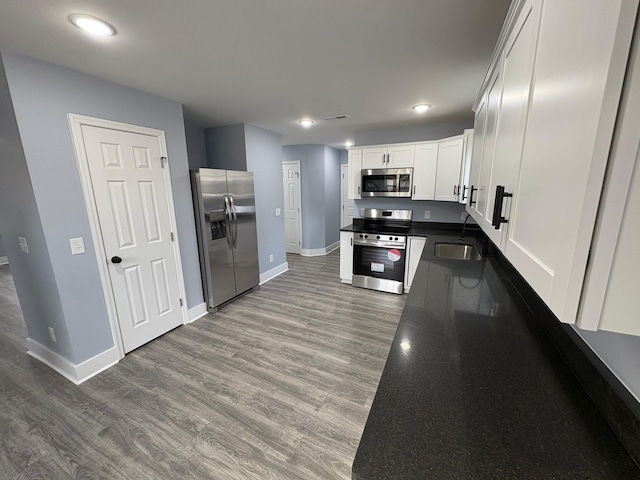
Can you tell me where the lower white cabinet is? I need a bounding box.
[340,231,354,283]
[404,236,427,292]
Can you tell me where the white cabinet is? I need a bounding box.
[412,143,438,200]
[347,149,362,199]
[434,137,464,202]
[465,0,635,326]
[404,236,427,292]
[459,129,474,204]
[362,144,415,169]
[340,231,354,283]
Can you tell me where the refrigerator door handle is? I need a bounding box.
[223,194,233,249]
[228,194,239,249]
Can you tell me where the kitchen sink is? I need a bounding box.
[434,243,482,261]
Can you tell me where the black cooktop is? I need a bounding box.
[353,218,411,235]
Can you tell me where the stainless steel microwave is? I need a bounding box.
[361,168,413,197]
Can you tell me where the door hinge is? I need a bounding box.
[170,232,175,241]
[179,298,183,307]
[161,156,167,168]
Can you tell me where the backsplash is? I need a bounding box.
[354,198,472,224]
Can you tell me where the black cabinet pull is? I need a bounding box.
[492,185,513,229]
[469,186,477,206]
[461,185,468,201]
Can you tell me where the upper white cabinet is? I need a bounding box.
[347,149,362,199]
[465,0,636,326]
[412,143,438,200]
[434,137,464,202]
[362,145,415,169]
[458,129,474,204]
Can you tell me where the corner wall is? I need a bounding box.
[1,51,203,364]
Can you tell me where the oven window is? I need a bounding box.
[353,245,405,282]
[362,174,398,193]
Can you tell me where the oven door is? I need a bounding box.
[352,243,406,294]
[361,168,412,197]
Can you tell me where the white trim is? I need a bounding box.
[300,240,340,257]
[282,160,303,254]
[259,262,289,285]
[26,338,119,385]
[0,256,7,266]
[187,302,208,323]
[67,114,189,360]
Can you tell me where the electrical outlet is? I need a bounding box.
[269,254,274,262]
[275,208,281,216]
[424,210,431,219]
[48,326,57,343]
[18,236,29,253]
[70,237,85,255]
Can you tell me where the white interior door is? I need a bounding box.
[82,125,184,353]
[282,162,301,254]
[341,164,354,227]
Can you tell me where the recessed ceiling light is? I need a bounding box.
[412,104,431,113]
[298,119,314,128]
[345,141,354,147]
[69,14,116,36]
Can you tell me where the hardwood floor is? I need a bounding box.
[0,250,405,479]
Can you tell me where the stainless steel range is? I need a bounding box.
[352,209,413,294]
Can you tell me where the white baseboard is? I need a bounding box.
[187,302,208,323]
[300,241,340,257]
[26,338,119,385]
[0,256,8,266]
[260,262,289,285]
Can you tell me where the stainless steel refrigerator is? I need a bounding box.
[191,168,260,311]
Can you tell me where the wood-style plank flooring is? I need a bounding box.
[0,251,405,479]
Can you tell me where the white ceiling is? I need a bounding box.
[0,0,511,148]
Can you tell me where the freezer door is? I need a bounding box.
[226,170,260,294]
[197,169,237,308]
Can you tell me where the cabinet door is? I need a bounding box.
[484,0,542,249]
[467,98,488,220]
[434,138,464,202]
[404,236,427,292]
[347,149,362,199]
[362,147,388,169]
[387,144,415,168]
[458,130,474,204]
[503,0,633,324]
[476,67,503,230]
[412,144,438,200]
[339,232,354,283]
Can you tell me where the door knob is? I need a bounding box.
[111,256,123,264]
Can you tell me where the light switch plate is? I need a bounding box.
[424,210,431,219]
[18,236,28,253]
[70,237,85,255]
[275,208,281,216]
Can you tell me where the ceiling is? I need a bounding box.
[0,0,511,148]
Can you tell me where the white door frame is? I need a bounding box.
[68,114,189,360]
[282,160,303,253]
[340,164,348,227]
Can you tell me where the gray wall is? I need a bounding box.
[282,145,342,250]
[0,53,75,359]
[244,125,287,273]
[0,235,6,258]
[324,146,341,246]
[1,52,203,364]
[354,118,473,146]
[354,198,469,224]
[339,150,348,165]
[205,124,247,171]
[184,123,208,170]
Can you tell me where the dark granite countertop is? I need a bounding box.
[340,221,480,238]
[352,231,640,479]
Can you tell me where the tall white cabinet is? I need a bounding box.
[465,0,637,326]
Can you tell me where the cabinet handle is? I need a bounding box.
[491,185,513,229]
[382,154,385,165]
[461,185,468,201]
[358,185,361,194]
[453,185,458,196]
[350,238,353,246]
[469,186,477,206]
[413,185,416,195]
